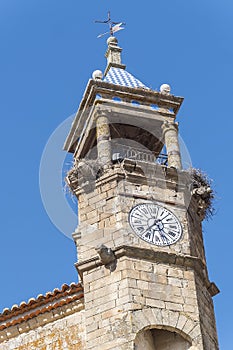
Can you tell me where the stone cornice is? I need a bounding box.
[70,160,191,199]
[63,79,184,153]
[76,245,219,298]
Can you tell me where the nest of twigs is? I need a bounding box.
[65,159,103,195]
[188,168,215,220]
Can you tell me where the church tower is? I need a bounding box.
[64,36,219,350]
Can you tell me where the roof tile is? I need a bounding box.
[0,282,84,329]
[104,67,149,89]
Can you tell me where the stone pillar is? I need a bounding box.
[162,121,182,169]
[96,110,112,166]
[104,36,126,75]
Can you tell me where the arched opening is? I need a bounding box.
[134,328,192,350]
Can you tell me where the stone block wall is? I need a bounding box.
[82,255,210,349]
[195,275,219,349]
[0,310,85,350]
[74,164,219,349]
[0,284,85,350]
[75,164,201,264]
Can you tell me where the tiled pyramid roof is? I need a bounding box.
[104,67,149,89]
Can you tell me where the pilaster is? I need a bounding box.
[162,121,182,169]
[95,109,112,166]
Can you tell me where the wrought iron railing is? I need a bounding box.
[112,144,168,166]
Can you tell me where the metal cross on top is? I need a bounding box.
[95,11,125,38]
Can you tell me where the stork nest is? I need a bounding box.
[188,168,215,220]
[65,159,103,194]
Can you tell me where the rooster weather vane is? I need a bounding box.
[95,11,125,38]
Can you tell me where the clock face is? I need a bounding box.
[129,203,182,246]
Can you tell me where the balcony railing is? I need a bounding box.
[112,144,168,166]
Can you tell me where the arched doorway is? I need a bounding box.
[134,328,192,350]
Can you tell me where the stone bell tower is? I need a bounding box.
[64,36,219,349]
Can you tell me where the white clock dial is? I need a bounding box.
[129,203,182,246]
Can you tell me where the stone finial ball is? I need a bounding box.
[160,83,171,95]
[107,36,118,45]
[92,70,103,80]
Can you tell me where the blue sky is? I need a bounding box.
[0,0,232,348]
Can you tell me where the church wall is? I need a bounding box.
[82,255,204,349]
[0,302,86,350]
[195,275,219,350]
[187,203,206,269]
[74,164,219,349]
[76,167,194,264]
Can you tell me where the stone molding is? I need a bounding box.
[63,80,184,153]
[72,159,191,197]
[76,245,219,297]
[162,120,179,134]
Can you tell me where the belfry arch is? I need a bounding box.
[131,308,200,349]
[134,327,192,350]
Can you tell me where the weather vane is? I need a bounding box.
[95,11,125,38]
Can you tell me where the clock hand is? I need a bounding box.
[140,220,159,237]
[159,229,174,244]
[144,220,161,234]
[147,223,157,231]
